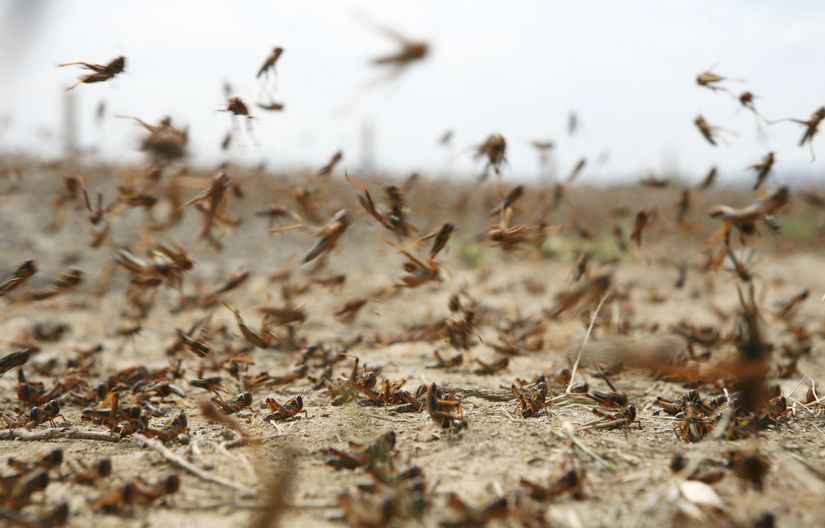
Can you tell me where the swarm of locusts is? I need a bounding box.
[1,23,825,528]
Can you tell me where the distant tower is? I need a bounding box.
[359,120,375,174]
[62,90,78,161]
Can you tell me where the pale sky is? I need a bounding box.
[1,0,824,183]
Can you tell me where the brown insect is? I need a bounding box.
[0,260,37,298]
[211,392,252,415]
[95,474,180,513]
[747,152,775,190]
[546,273,611,320]
[220,97,258,146]
[285,209,350,264]
[736,90,762,117]
[443,493,509,527]
[490,185,524,216]
[225,304,277,348]
[771,106,825,160]
[389,241,441,288]
[334,297,369,324]
[696,68,741,92]
[118,115,189,161]
[144,411,188,443]
[68,458,112,486]
[181,171,232,245]
[639,175,670,188]
[773,289,809,321]
[346,174,413,237]
[257,101,285,112]
[581,404,640,431]
[530,139,555,169]
[473,357,509,375]
[364,14,429,74]
[725,449,770,491]
[519,458,586,501]
[586,368,629,409]
[6,448,63,476]
[673,401,714,443]
[419,221,454,260]
[59,56,125,90]
[697,166,718,190]
[175,326,212,358]
[2,399,66,429]
[25,269,84,302]
[0,348,32,378]
[264,395,307,421]
[474,133,507,178]
[630,209,652,247]
[259,304,307,326]
[189,377,228,396]
[675,190,691,226]
[257,47,284,80]
[1,469,50,511]
[426,350,463,369]
[317,150,343,178]
[324,431,396,470]
[511,381,549,418]
[694,114,723,146]
[708,185,789,257]
[425,383,465,430]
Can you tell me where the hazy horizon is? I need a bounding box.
[2,0,824,184]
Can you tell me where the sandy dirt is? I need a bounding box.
[1,160,825,527]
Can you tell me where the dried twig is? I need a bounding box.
[137,434,256,495]
[0,427,121,442]
[566,293,610,393]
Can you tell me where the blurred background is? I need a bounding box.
[0,0,823,183]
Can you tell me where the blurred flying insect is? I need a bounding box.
[631,209,653,247]
[225,304,277,349]
[0,348,31,378]
[389,240,441,288]
[546,273,611,320]
[257,101,285,112]
[695,67,742,92]
[59,56,125,90]
[708,186,789,264]
[490,185,524,216]
[362,13,429,81]
[317,150,343,178]
[474,133,507,179]
[694,115,728,146]
[0,260,37,298]
[697,166,718,190]
[747,152,775,190]
[257,46,284,94]
[181,171,231,245]
[770,106,825,161]
[420,221,454,260]
[220,96,258,147]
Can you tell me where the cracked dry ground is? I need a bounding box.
[1,164,825,527]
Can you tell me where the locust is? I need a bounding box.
[474,133,507,178]
[59,56,125,90]
[257,47,284,77]
[694,115,724,146]
[770,106,825,160]
[698,166,718,190]
[747,152,775,190]
[264,395,307,421]
[0,349,32,378]
[225,304,277,349]
[317,150,343,178]
[0,260,37,298]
